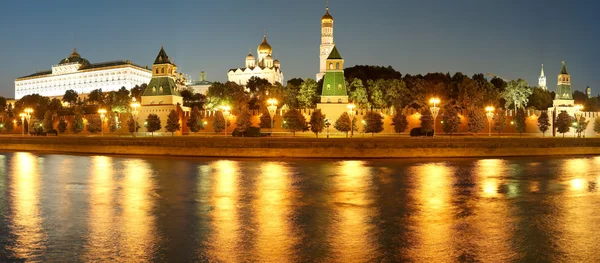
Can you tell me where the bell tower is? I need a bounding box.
[317,1,335,81]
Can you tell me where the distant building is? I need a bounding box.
[538,64,547,90]
[586,86,592,98]
[14,48,151,99]
[227,34,284,85]
[187,71,213,95]
[317,3,335,81]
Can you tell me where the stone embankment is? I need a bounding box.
[0,136,599,158]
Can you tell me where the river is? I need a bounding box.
[0,152,599,262]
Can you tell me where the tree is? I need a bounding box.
[515,108,527,135]
[334,112,352,138]
[0,96,6,110]
[86,115,102,134]
[88,89,105,105]
[348,78,370,109]
[555,111,573,138]
[537,112,550,137]
[467,109,486,134]
[131,84,146,102]
[42,111,54,133]
[57,118,67,134]
[309,109,326,138]
[364,111,384,136]
[442,107,461,136]
[576,116,589,138]
[420,109,433,134]
[48,98,63,112]
[501,79,533,112]
[145,114,161,136]
[283,83,301,109]
[107,112,119,133]
[298,78,319,108]
[213,111,226,134]
[62,90,79,106]
[493,110,506,134]
[259,111,272,129]
[282,109,306,137]
[391,111,408,134]
[127,116,140,135]
[235,110,253,136]
[165,110,181,136]
[187,106,204,135]
[71,110,84,134]
[1,115,14,132]
[594,117,600,134]
[528,88,553,110]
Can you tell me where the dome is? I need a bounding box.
[257,35,272,54]
[59,49,90,65]
[322,8,333,21]
[265,54,273,60]
[246,52,255,60]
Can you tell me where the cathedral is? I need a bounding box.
[227,34,284,85]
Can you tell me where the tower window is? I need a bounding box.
[161,68,165,74]
[152,87,157,94]
[338,98,342,103]
[329,63,333,69]
[336,63,340,69]
[156,68,159,74]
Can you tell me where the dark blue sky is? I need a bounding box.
[1,0,598,98]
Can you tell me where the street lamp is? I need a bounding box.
[98,109,107,136]
[220,105,231,136]
[267,98,278,137]
[130,98,140,137]
[485,106,495,137]
[324,118,330,138]
[19,113,26,137]
[348,104,356,137]
[574,104,583,138]
[24,108,33,136]
[429,98,440,137]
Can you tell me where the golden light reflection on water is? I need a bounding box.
[9,152,46,259]
[477,159,505,198]
[255,162,295,261]
[330,161,374,262]
[120,159,156,261]
[82,156,115,261]
[209,160,240,262]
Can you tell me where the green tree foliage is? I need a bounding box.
[107,112,119,133]
[584,97,599,112]
[555,111,573,137]
[334,112,352,137]
[71,109,84,134]
[501,79,533,112]
[42,111,54,132]
[367,80,386,109]
[344,65,403,84]
[212,111,226,134]
[537,112,551,137]
[576,116,589,137]
[391,111,408,134]
[86,115,102,134]
[383,79,410,109]
[48,98,63,112]
[442,107,461,136]
[57,118,68,134]
[165,110,181,136]
[235,110,253,136]
[88,89,105,105]
[364,111,384,136]
[283,83,301,109]
[298,78,319,108]
[259,111,273,129]
[573,90,588,105]
[348,78,370,109]
[528,88,554,110]
[467,109,486,134]
[13,94,51,120]
[130,84,146,102]
[187,106,204,134]
[515,108,527,135]
[282,109,306,137]
[594,117,600,134]
[458,78,485,111]
[1,114,14,132]
[0,96,6,110]
[62,90,79,106]
[309,109,326,137]
[145,114,161,136]
[127,116,140,135]
[420,109,433,133]
[206,82,248,111]
[493,110,506,134]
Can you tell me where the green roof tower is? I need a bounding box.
[141,47,183,106]
[320,46,348,104]
[556,61,573,100]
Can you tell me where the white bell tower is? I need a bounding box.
[317,1,335,81]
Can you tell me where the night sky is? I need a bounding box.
[1,0,598,98]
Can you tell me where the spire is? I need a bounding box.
[560,61,568,74]
[74,32,77,53]
[326,0,329,11]
[540,64,545,77]
[154,46,171,64]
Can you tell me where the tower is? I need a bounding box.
[556,61,573,100]
[586,86,592,98]
[142,46,182,106]
[539,64,547,90]
[320,46,348,103]
[317,1,335,81]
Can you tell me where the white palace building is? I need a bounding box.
[14,48,152,99]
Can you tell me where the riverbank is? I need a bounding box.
[1,136,599,158]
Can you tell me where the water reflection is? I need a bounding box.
[209,160,240,262]
[8,152,46,260]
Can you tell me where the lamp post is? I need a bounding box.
[574,104,583,138]
[324,118,330,138]
[130,98,140,137]
[98,109,107,136]
[220,105,231,136]
[267,99,278,137]
[24,108,33,136]
[19,113,26,137]
[429,98,440,137]
[485,106,495,137]
[348,104,356,137]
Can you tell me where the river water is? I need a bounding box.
[0,152,599,262]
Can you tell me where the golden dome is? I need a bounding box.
[322,8,333,21]
[257,35,272,54]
